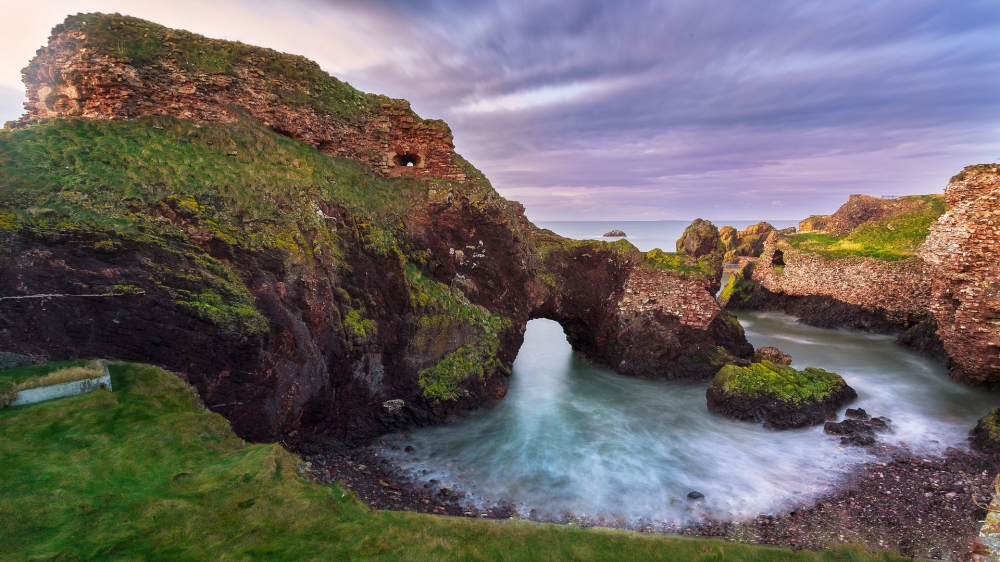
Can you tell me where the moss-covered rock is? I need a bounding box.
[706,360,857,429]
[718,261,757,307]
[676,219,721,258]
[971,408,1000,455]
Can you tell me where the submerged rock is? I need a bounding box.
[687,491,705,500]
[824,414,892,447]
[752,346,792,366]
[706,360,857,429]
[603,229,626,237]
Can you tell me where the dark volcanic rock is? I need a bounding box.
[706,361,857,429]
[824,415,892,447]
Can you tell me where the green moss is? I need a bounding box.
[718,262,756,305]
[344,308,377,342]
[710,360,848,405]
[406,264,512,401]
[980,408,1000,442]
[783,195,947,261]
[0,362,906,560]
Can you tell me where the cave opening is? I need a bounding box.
[771,249,785,267]
[393,153,420,167]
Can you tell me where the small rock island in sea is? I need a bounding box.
[706,359,857,429]
[603,229,626,237]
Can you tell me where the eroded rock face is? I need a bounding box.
[824,194,929,235]
[735,235,933,331]
[0,14,753,448]
[919,166,1000,385]
[7,14,466,183]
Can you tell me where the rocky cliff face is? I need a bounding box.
[0,14,751,448]
[7,14,466,183]
[918,166,1000,385]
[736,238,933,332]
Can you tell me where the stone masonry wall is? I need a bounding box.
[918,166,1000,385]
[7,21,466,183]
[752,235,932,326]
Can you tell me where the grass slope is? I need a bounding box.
[0,362,910,561]
[783,195,947,261]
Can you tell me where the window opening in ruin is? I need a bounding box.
[771,250,785,267]
[393,153,421,168]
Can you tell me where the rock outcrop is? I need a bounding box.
[798,215,830,233]
[720,222,775,263]
[0,14,752,449]
[6,14,466,183]
[918,166,1000,385]
[706,360,856,429]
[676,219,721,258]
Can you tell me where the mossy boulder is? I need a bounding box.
[706,360,857,429]
[719,226,738,251]
[971,408,1000,455]
[676,219,721,258]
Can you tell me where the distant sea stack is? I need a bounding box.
[603,229,626,237]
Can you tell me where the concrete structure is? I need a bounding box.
[9,361,112,407]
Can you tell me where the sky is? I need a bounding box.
[1,0,998,221]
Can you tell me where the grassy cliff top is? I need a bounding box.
[783,194,947,260]
[55,13,386,122]
[710,360,849,405]
[0,116,427,247]
[0,361,904,560]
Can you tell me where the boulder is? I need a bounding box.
[824,414,891,447]
[971,408,1000,455]
[706,360,857,429]
[676,219,721,258]
[752,346,792,366]
[603,229,626,237]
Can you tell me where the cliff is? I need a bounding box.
[918,166,1000,385]
[0,14,751,449]
[6,13,465,182]
[724,183,1000,385]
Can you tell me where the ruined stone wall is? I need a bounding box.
[918,166,1000,385]
[8,21,466,182]
[752,236,932,325]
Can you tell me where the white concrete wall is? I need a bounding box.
[9,361,112,407]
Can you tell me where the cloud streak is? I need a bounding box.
[2,0,998,219]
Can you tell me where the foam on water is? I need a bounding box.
[383,313,997,524]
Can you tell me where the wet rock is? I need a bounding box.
[970,407,1000,455]
[707,360,856,429]
[752,346,791,366]
[824,414,892,446]
[603,229,626,237]
[687,491,705,500]
[844,407,869,420]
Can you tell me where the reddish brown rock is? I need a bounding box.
[7,14,465,183]
[919,166,1000,385]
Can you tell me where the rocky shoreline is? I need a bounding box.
[307,442,998,560]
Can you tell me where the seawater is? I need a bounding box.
[534,220,800,253]
[383,313,997,524]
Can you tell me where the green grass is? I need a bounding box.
[645,248,717,278]
[783,195,947,260]
[0,361,911,561]
[710,360,849,405]
[60,13,382,122]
